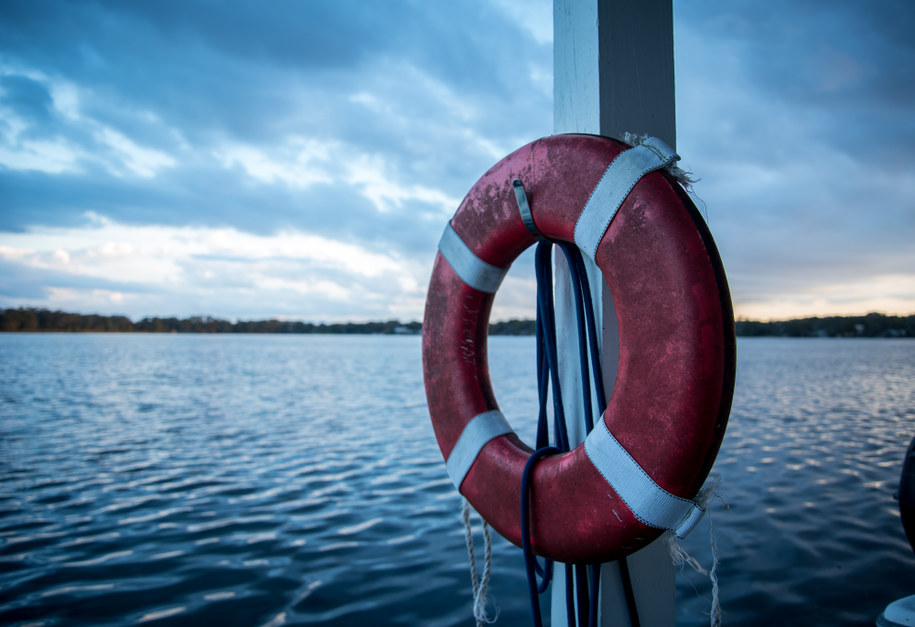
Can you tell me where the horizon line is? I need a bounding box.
[2,306,915,326]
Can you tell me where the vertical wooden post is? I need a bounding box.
[553,0,676,625]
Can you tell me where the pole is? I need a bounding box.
[552,0,676,625]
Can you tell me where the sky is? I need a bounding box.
[1,0,913,323]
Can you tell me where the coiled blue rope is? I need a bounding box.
[521,236,639,627]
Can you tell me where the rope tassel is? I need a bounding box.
[665,480,725,627]
[462,497,498,626]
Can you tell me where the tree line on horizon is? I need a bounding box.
[0,307,912,338]
[0,308,422,335]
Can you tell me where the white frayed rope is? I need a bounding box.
[665,480,724,627]
[462,498,498,625]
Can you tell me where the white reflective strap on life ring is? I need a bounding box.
[574,136,680,261]
[438,223,508,294]
[584,418,704,538]
[445,410,514,489]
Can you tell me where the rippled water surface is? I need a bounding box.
[1,335,913,626]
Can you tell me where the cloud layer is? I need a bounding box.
[1,0,912,321]
[675,0,915,319]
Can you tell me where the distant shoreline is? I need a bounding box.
[1,308,912,338]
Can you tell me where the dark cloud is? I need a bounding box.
[0,0,548,143]
[679,0,915,163]
[671,0,915,318]
[2,0,911,320]
[0,0,550,252]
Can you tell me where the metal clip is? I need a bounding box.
[512,179,542,240]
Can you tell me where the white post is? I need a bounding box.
[553,0,676,625]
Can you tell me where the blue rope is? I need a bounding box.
[523,239,607,627]
[508,179,644,626]
[521,444,560,627]
[521,237,643,627]
[534,242,570,451]
[563,243,607,414]
[556,242,598,433]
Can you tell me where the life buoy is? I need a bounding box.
[422,134,736,563]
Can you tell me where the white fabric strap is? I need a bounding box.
[584,418,704,538]
[446,410,514,490]
[573,136,679,261]
[438,223,508,294]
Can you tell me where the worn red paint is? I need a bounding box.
[422,134,736,563]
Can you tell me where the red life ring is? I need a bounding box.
[422,134,735,564]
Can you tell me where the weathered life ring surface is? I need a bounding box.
[422,133,736,563]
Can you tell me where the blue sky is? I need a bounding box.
[1,0,913,322]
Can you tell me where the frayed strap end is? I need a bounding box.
[665,481,723,627]
[674,503,705,538]
[620,131,700,190]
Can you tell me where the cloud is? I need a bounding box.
[678,0,915,163]
[0,70,180,179]
[675,0,915,318]
[0,215,437,321]
[0,0,550,237]
[0,0,912,322]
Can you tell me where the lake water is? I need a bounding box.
[1,334,913,626]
